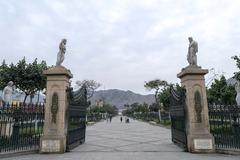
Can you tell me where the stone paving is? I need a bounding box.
[3,116,240,160]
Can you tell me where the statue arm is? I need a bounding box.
[195,42,198,52]
[2,86,7,94]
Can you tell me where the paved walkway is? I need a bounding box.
[4,116,240,160]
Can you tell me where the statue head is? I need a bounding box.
[8,81,14,87]
[62,38,67,45]
[188,37,193,43]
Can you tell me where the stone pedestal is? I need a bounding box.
[177,65,215,153]
[40,66,72,153]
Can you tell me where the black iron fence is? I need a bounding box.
[0,103,44,153]
[209,104,240,150]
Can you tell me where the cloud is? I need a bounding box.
[0,0,239,94]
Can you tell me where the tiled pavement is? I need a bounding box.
[3,116,239,160]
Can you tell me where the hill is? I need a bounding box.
[90,89,155,109]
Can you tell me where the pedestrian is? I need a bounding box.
[106,114,109,123]
[120,116,123,123]
[109,115,112,123]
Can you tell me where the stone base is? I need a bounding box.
[40,136,66,153]
[43,66,73,78]
[178,65,208,79]
[187,133,215,153]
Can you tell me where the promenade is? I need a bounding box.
[4,117,239,160]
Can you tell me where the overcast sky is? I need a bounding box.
[0,0,239,94]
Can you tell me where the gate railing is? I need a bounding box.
[67,105,86,150]
[209,104,240,150]
[169,86,187,150]
[66,85,88,151]
[0,103,44,153]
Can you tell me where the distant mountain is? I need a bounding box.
[0,89,155,108]
[90,89,155,109]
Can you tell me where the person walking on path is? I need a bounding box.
[109,115,112,123]
[120,116,123,123]
[106,114,109,123]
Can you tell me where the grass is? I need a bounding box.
[210,126,233,135]
[159,120,171,126]
[19,126,43,135]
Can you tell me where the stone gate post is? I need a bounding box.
[177,65,215,153]
[40,66,72,153]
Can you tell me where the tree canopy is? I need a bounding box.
[232,55,240,81]
[0,57,48,103]
[76,79,101,100]
[89,103,118,115]
[144,79,168,106]
[207,75,236,105]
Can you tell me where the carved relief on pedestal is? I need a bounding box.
[194,90,202,123]
[51,92,59,123]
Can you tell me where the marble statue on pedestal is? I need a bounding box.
[235,81,240,105]
[56,39,67,66]
[187,37,198,65]
[2,81,15,105]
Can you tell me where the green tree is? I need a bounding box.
[0,58,48,103]
[144,79,168,108]
[207,75,236,105]
[158,83,182,111]
[232,55,240,81]
[15,58,48,103]
[158,87,171,111]
[0,60,16,89]
[149,103,159,112]
[90,103,118,115]
[76,79,101,100]
[103,103,118,115]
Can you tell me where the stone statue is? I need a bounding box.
[235,81,240,105]
[187,37,198,65]
[56,39,67,66]
[2,81,15,105]
[0,96,3,107]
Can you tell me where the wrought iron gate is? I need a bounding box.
[66,85,88,151]
[169,86,187,150]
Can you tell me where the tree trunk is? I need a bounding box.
[155,88,160,107]
[30,94,34,104]
[37,91,40,104]
[23,94,29,104]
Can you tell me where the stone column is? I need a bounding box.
[177,65,215,153]
[40,66,72,153]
